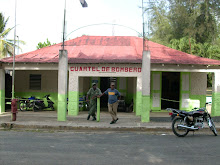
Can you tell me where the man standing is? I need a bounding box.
[99,82,121,124]
[86,83,102,121]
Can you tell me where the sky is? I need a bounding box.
[0,0,143,54]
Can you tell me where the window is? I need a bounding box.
[29,74,41,90]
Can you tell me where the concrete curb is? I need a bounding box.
[0,122,171,132]
[1,122,220,134]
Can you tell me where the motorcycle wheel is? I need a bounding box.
[172,117,189,137]
[51,106,55,110]
[207,116,217,136]
[19,102,26,111]
[33,106,38,112]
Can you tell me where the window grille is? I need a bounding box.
[29,74,41,90]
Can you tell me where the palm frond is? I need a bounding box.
[0,28,12,38]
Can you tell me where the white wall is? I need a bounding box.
[15,70,58,93]
[191,72,207,95]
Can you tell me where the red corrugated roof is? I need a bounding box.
[1,36,220,65]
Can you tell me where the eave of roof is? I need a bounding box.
[1,36,220,66]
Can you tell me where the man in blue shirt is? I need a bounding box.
[99,82,121,124]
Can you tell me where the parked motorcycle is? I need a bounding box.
[19,96,35,111]
[167,106,217,137]
[32,95,55,111]
[79,95,89,111]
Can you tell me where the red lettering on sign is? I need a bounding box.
[70,66,141,72]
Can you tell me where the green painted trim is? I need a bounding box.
[211,92,220,116]
[58,93,67,121]
[141,95,150,122]
[180,72,191,111]
[136,91,142,116]
[15,92,58,110]
[133,92,136,112]
[189,95,206,109]
[0,89,5,114]
[68,91,79,116]
[151,71,162,111]
[97,97,100,122]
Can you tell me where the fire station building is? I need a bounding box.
[1,36,220,122]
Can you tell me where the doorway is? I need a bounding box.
[5,72,12,110]
[100,77,117,109]
[100,77,110,108]
[161,72,180,109]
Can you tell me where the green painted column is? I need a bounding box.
[141,50,151,122]
[142,96,150,122]
[211,72,220,116]
[136,91,142,116]
[133,92,136,112]
[0,69,5,114]
[58,50,68,121]
[68,91,79,116]
[68,72,79,116]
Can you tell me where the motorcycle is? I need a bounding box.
[19,96,35,111]
[167,105,217,137]
[79,95,89,111]
[32,95,55,111]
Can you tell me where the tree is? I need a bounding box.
[148,0,173,46]
[0,13,14,58]
[147,0,220,87]
[0,13,24,59]
[147,0,220,57]
[195,0,218,44]
[36,38,55,49]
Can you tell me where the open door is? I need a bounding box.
[161,72,180,109]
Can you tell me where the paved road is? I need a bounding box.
[0,131,219,165]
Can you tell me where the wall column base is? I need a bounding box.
[141,95,150,122]
[68,91,79,116]
[57,94,67,121]
[211,93,220,116]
